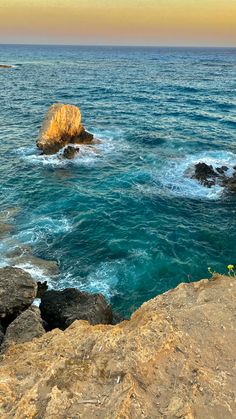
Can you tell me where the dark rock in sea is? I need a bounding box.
[2,307,45,350]
[63,145,80,159]
[192,162,219,187]
[37,103,94,155]
[40,288,113,330]
[36,281,48,299]
[215,166,228,175]
[191,162,236,194]
[222,171,236,193]
[0,267,37,326]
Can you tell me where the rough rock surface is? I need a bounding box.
[63,145,80,159]
[37,104,94,154]
[192,162,236,192]
[40,288,113,330]
[2,307,45,350]
[0,275,236,418]
[0,267,37,325]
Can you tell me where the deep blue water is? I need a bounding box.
[0,45,236,316]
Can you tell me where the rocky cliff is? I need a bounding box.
[0,274,235,418]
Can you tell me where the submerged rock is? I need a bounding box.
[0,267,37,325]
[37,103,94,155]
[2,307,45,350]
[0,223,13,238]
[40,288,113,330]
[63,145,80,159]
[12,254,59,276]
[1,275,236,418]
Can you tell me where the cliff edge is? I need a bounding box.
[0,274,235,418]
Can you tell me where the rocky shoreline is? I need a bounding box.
[0,267,114,351]
[0,273,235,418]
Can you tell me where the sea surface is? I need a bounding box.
[0,45,235,316]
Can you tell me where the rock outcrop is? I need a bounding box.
[2,307,45,350]
[40,288,113,330]
[0,274,236,418]
[0,267,37,326]
[192,162,236,192]
[37,104,94,155]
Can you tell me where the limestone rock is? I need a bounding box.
[2,307,45,350]
[0,275,236,418]
[40,288,113,330]
[0,267,37,325]
[37,104,93,154]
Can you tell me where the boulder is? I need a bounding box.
[63,145,80,159]
[37,103,94,155]
[40,288,113,330]
[0,267,37,326]
[2,307,45,350]
[192,162,219,187]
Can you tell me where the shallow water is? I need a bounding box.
[0,45,236,315]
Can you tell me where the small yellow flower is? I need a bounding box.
[227,264,234,271]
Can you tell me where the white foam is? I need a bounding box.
[17,128,130,168]
[13,262,50,283]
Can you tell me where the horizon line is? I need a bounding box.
[0,42,235,49]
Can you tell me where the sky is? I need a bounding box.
[0,0,235,46]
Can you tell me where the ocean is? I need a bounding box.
[0,44,235,316]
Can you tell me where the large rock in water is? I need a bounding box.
[37,103,93,155]
[2,307,45,350]
[40,288,113,330]
[0,275,236,418]
[0,267,37,325]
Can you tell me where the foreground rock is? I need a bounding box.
[0,267,37,325]
[37,104,94,155]
[192,162,236,192]
[40,288,113,330]
[0,274,236,418]
[2,307,45,351]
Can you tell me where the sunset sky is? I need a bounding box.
[0,0,235,46]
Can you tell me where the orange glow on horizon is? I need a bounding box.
[0,0,235,46]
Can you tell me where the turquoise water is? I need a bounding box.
[0,45,236,316]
